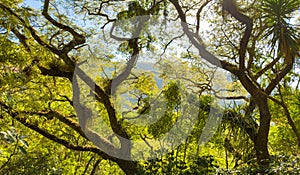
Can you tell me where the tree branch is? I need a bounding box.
[254,55,281,80]
[196,0,211,34]
[10,27,31,52]
[38,65,73,81]
[72,72,129,156]
[270,86,300,147]
[222,0,253,71]
[169,0,263,101]
[169,0,238,73]
[42,0,84,42]
[26,110,87,140]
[90,159,102,175]
[0,101,114,160]
[265,60,294,94]
[0,3,60,55]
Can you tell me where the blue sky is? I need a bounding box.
[22,0,42,9]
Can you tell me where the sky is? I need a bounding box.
[22,0,42,9]
[20,0,299,90]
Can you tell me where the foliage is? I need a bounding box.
[0,0,299,174]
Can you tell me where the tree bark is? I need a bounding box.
[115,159,139,175]
[253,96,271,168]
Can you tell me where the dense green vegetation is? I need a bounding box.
[0,0,299,174]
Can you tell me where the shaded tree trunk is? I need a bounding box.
[115,159,139,175]
[254,96,271,168]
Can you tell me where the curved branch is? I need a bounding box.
[0,101,114,160]
[268,87,300,147]
[169,0,237,73]
[81,1,116,29]
[107,15,151,95]
[222,0,253,70]
[0,3,60,55]
[169,0,260,97]
[72,72,132,157]
[108,38,139,96]
[42,0,84,42]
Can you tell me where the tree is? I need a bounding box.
[0,0,299,174]
[169,0,299,169]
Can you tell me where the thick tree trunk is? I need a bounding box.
[115,159,139,175]
[254,97,271,168]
